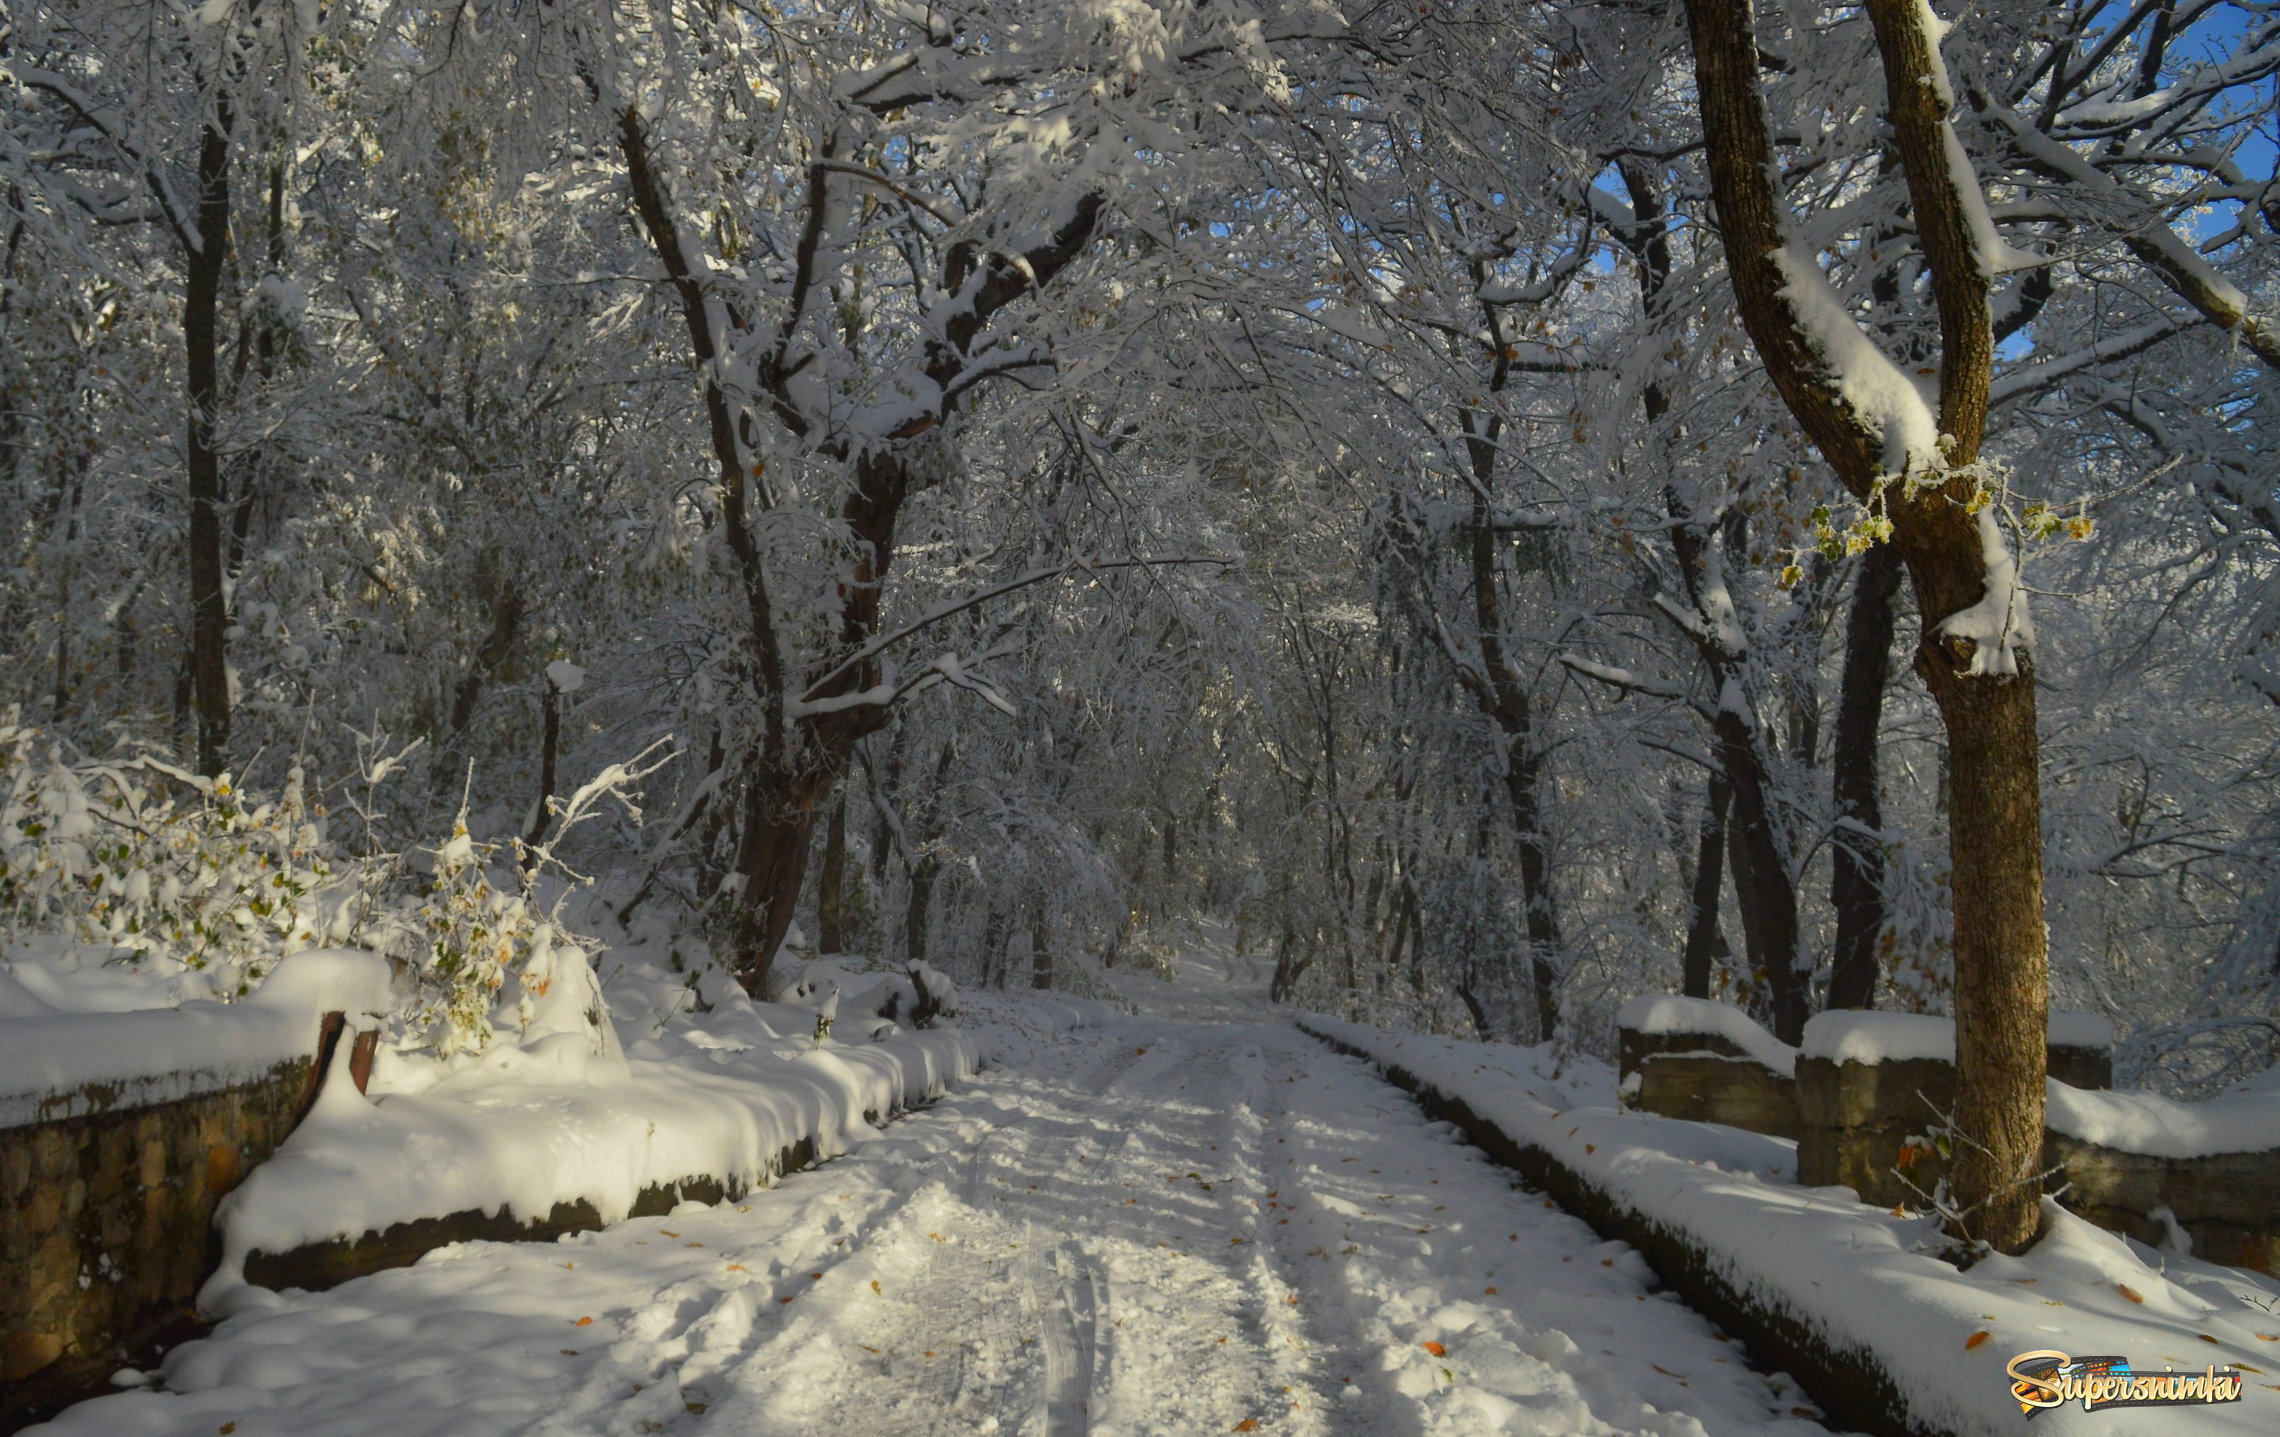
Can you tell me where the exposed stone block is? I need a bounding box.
[1633,1055,1802,1141]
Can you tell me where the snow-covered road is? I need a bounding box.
[43,964,1836,1437]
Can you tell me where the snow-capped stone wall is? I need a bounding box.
[0,952,390,1418]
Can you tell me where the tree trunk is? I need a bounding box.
[185,112,234,777]
[1030,913,1053,990]
[1918,643,2048,1248]
[1828,543,1903,1010]
[817,788,848,954]
[1682,770,1731,999]
[1713,706,1809,1044]
[521,674,562,860]
[905,854,938,965]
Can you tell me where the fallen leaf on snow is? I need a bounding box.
[1421,1341,1446,1357]
[2118,1285,2144,1303]
[1965,1331,1992,1351]
[1233,1421,1261,1433]
[573,1317,593,1327]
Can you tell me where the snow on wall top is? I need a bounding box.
[2047,1009,2117,1049]
[1800,1009,2117,1066]
[204,1022,981,1312]
[2044,1082,2280,1159]
[0,949,393,1129]
[1800,1010,1957,1065]
[1614,994,1798,1075]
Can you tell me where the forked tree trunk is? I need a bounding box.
[618,106,1101,1001]
[1682,0,2049,1249]
[1828,542,1904,1009]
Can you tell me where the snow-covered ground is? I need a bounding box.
[38,938,1834,1437]
[1305,1012,2280,1437]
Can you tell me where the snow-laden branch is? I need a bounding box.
[1556,654,1688,701]
[793,554,1229,708]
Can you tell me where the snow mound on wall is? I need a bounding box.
[0,949,393,1127]
[1799,1009,1955,1065]
[2045,1082,2280,1159]
[1304,1014,2280,1437]
[203,1011,980,1314]
[1615,994,1799,1074]
[1799,1009,2118,1067]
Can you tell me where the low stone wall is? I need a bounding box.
[0,1015,372,1428]
[2047,1135,2278,1272]
[237,1125,857,1293]
[1634,1055,1802,1141]
[1302,1021,1948,1437]
[1794,1053,1958,1206]
[1617,1003,2272,1271]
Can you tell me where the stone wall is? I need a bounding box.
[1633,1055,1802,1141]
[0,1014,371,1428]
[1794,1053,1958,1206]
[1621,1004,2272,1271]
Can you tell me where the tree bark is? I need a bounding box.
[1828,542,1904,1009]
[185,108,234,777]
[521,672,562,860]
[1682,0,2048,1249]
[1682,770,1731,999]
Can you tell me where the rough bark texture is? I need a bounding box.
[1683,0,2048,1249]
[1827,543,1903,1010]
[185,112,234,778]
[1682,771,1731,999]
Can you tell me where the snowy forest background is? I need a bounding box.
[4,0,2278,1096]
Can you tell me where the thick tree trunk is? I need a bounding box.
[1682,770,1731,999]
[521,674,561,859]
[1919,643,2048,1248]
[1682,0,2047,1252]
[905,855,938,965]
[816,788,848,954]
[185,115,234,777]
[1828,543,1903,1009]
[1713,707,1808,1044]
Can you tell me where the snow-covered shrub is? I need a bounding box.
[0,713,350,997]
[409,821,601,1058]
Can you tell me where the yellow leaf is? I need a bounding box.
[573,1316,593,1327]
[1421,1340,1446,1357]
[2119,1284,2144,1303]
[1965,1331,1992,1350]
